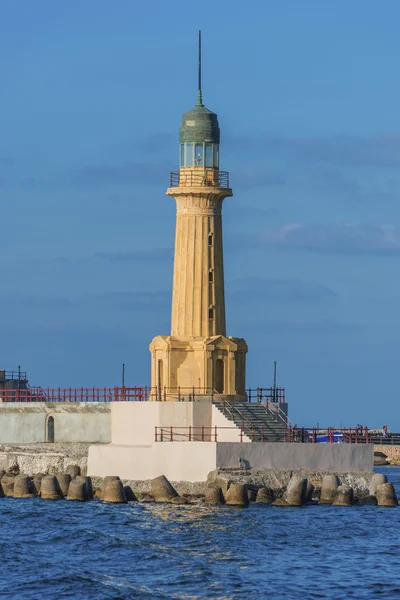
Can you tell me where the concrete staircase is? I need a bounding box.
[213,401,287,442]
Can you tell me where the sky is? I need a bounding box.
[1,0,400,428]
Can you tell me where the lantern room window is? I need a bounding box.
[180,143,219,168]
[214,145,219,168]
[205,144,213,167]
[195,144,203,166]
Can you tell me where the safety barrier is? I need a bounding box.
[154,424,287,442]
[154,425,374,443]
[0,387,149,403]
[283,426,371,444]
[169,170,230,188]
[0,385,287,403]
[155,426,246,442]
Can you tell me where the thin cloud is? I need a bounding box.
[82,291,170,311]
[93,248,173,262]
[261,223,400,255]
[227,133,400,168]
[233,167,286,189]
[228,276,337,301]
[72,161,172,187]
[244,318,357,335]
[303,165,361,194]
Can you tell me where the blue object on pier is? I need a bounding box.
[316,432,344,443]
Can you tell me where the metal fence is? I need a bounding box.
[169,170,230,188]
[0,385,287,404]
[0,387,148,403]
[154,425,376,444]
[285,427,372,444]
[155,426,243,442]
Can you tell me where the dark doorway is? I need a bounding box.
[47,416,55,443]
[215,359,224,394]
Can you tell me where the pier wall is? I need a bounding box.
[0,404,111,444]
[216,442,373,472]
[88,441,373,482]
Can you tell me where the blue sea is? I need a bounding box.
[0,467,399,600]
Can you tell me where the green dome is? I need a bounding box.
[179,104,220,144]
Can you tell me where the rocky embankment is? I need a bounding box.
[374,446,400,466]
[207,467,374,498]
[0,443,395,508]
[0,443,89,476]
[0,467,397,508]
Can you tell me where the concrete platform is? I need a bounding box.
[88,441,374,483]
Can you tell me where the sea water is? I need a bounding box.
[0,467,399,600]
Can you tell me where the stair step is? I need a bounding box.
[213,401,288,442]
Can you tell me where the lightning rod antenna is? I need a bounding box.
[197,30,203,106]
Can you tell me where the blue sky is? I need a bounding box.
[1,0,400,428]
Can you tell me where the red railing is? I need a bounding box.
[0,385,286,403]
[154,426,246,442]
[0,387,150,403]
[155,426,373,444]
[283,426,371,444]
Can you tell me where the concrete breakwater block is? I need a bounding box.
[67,479,89,502]
[65,465,81,479]
[124,486,137,502]
[247,489,257,502]
[151,475,179,503]
[33,473,45,495]
[332,485,354,506]
[95,476,118,499]
[102,478,127,504]
[256,487,274,504]
[225,483,249,506]
[41,476,63,500]
[205,486,225,505]
[284,476,307,507]
[171,496,189,505]
[137,493,155,503]
[376,483,398,507]
[319,474,340,504]
[369,473,388,496]
[13,475,36,499]
[306,481,315,502]
[104,476,120,487]
[56,474,71,497]
[2,475,15,497]
[75,476,93,499]
[358,495,378,505]
[272,498,290,507]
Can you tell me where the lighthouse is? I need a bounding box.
[150,32,247,401]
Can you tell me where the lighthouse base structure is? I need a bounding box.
[87,403,374,483]
[149,334,247,401]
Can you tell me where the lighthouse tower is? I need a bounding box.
[150,33,247,401]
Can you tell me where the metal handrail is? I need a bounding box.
[212,390,266,441]
[0,386,149,403]
[262,394,296,428]
[1,370,28,382]
[248,387,286,404]
[154,425,246,442]
[169,169,230,188]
